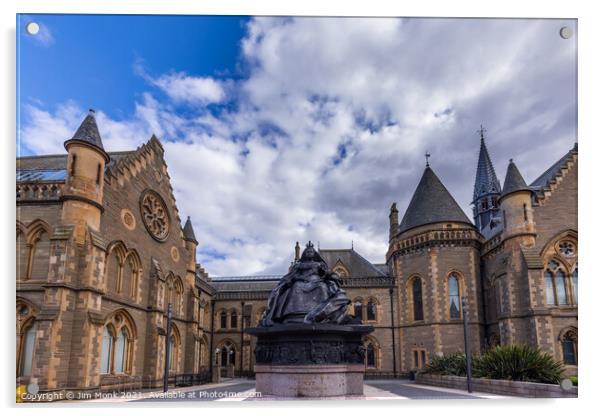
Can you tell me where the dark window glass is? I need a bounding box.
[420,350,426,367]
[413,350,419,368]
[556,271,567,305]
[230,312,238,328]
[366,344,375,368]
[449,275,460,319]
[572,268,578,304]
[562,336,576,365]
[412,279,424,321]
[545,271,555,305]
[367,301,376,321]
[220,312,227,329]
[221,347,228,367]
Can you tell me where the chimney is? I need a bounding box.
[294,241,300,261]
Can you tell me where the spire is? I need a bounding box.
[473,126,501,202]
[183,216,198,244]
[64,109,109,162]
[502,159,530,197]
[398,166,473,234]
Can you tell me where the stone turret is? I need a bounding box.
[500,159,535,245]
[389,203,398,241]
[61,109,110,243]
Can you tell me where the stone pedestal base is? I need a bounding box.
[255,364,365,397]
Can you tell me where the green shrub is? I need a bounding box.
[569,376,578,386]
[473,344,564,384]
[422,352,467,376]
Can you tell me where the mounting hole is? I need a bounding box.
[26,22,40,35]
[559,26,573,39]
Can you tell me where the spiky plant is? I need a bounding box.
[473,344,564,384]
[422,352,467,376]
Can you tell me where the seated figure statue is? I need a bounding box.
[261,241,353,326]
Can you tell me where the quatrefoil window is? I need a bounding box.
[140,190,170,242]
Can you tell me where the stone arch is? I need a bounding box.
[365,296,379,322]
[540,229,578,258]
[106,241,127,294]
[362,335,381,370]
[25,220,52,280]
[123,249,142,301]
[445,270,465,320]
[217,308,228,329]
[558,326,577,365]
[406,274,425,322]
[16,223,29,280]
[352,297,364,320]
[229,308,239,329]
[16,298,39,378]
[333,260,350,278]
[168,323,182,373]
[216,338,238,368]
[101,309,137,375]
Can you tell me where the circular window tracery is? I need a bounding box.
[140,190,170,242]
[558,241,575,258]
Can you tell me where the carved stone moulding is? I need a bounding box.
[248,323,373,366]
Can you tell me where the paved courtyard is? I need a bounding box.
[86,378,508,402]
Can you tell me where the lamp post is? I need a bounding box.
[163,303,172,393]
[461,296,473,393]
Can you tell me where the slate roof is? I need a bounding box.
[182,216,198,244]
[398,166,473,234]
[473,136,501,202]
[16,151,135,183]
[530,143,578,191]
[502,159,530,196]
[64,110,107,154]
[319,248,387,277]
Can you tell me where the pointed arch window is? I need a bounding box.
[412,278,424,321]
[545,260,571,306]
[448,274,461,319]
[561,329,577,365]
[571,267,578,304]
[219,342,235,367]
[100,327,113,374]
[366,300,377,321]
[220,311,227,329]
[366,343,376,368]
[230,311,238,329]
[99,311,135,375]
[19,322,37,377]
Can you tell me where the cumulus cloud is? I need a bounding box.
[19,17,577,276]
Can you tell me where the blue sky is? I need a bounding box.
[17,15,577,276]
[18,14,248,131]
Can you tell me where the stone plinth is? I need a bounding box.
[247,323,373,397]
[255,364,365,397]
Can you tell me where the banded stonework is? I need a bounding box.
[16,112,577,397]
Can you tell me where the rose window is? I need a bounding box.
[140,190,170,241]
[558,241,575,258]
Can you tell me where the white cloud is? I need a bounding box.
[20,17,577,276]
[152,72,225,105]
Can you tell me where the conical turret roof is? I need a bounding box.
[64,109,109,161]
[398,166,473,234]
[502,159,530,196]
[183,216,198,244]
[473,135,501,202]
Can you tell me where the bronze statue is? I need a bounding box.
[261,241,352,326]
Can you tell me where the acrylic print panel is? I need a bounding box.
[16,14,577,403]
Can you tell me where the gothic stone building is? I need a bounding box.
[16,111,577,395]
